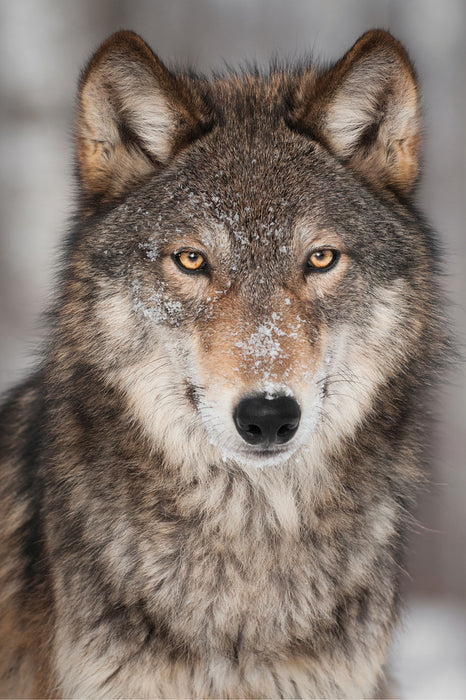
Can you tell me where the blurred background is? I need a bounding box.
[0,1,464,696]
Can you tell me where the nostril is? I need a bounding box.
[240,423,263,444]
[245,424,262,437]
[277,423,295,438]
[233,394,301,447]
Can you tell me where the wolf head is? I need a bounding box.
[66,30,440,471]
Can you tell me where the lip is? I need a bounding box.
[228,442,298,467]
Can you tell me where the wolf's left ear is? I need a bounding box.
[292,30,421,197]
[76,31,212,208]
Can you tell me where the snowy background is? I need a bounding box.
[0,1,464,696]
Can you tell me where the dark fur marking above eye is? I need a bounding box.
[185,382,200,408]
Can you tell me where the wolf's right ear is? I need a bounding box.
[76,31,212,208]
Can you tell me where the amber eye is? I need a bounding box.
[173,250,207,274]
[306,248,339,272]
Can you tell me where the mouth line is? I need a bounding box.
[240,444,292,456]
[224,441,300,467]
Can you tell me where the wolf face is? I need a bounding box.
[72,30,434,473]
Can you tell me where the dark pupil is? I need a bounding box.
[189,253,198,261]
[315,251,325,259]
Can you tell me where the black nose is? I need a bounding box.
[233,394,301,446]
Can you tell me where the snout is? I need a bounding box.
[233,394,301,447]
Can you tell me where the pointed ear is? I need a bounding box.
[292,30,421,197]
[76,31,212,207]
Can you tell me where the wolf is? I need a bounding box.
[0,28,445,698]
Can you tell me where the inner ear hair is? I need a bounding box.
[76,30,212,209]
[291,30,421,198]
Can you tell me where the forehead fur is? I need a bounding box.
[199,66,314,124]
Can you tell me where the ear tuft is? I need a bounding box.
[292,30,421,197]
[76,31,212,208]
